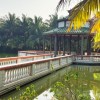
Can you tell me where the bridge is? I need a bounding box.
[0,52,100,95]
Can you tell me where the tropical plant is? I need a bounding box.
[0,13,57,53]
[46,13,58,29]
[57,0,100,50]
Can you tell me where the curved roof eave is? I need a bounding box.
[43,27,90,35]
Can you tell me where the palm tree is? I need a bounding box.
[4,13,17,37]
[57,0,100,50]
[46,13,58,29]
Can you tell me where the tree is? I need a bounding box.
[0,13,57,53]
[57,0,100,50]
[46,13,58,29]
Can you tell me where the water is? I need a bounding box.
[0,65,100,100]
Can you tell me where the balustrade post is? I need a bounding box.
[49,60,53,71]
[47,60,50,70]
[90,56,93,62]
[0,71,5,90]
[32,64,36,75]
[30,65,32,76]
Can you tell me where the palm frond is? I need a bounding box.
[68,0,100,30]
[57,0,100,49]
[56,0,71,11]
[93,33,100,50]
[67,0,100,50]
[91,19,100,33]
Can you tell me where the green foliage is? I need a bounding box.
[8,84,37,100]
[0,13,58,52]
[19,85,37,100]
[16,85,20,91]
[0,53,17,58]
[8,98,13,100]
[50,64,54,71]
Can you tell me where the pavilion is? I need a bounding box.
[43,16,94,57]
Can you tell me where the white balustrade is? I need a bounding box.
[34,56,44,60]
[52,59,60,68]
[76,55,100,63]
[68,56,72,63]
[61,57,67,65]
[44,55,52,59]
[20,58,34,62]
[34,62,49,74]
[0,55,74,95]
[0,70,4,89]
[0,60,17,66]
[1,54,100,95]
[5,66,31,84]
[0,54,53,67]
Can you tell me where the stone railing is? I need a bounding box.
[18,50,76,57]
[0,54,53,67]
[0,57,18,66]
[0,55,73,95]
[18,50,54,56]
[75,55,100,62]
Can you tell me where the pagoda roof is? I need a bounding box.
[57,16,69,22]
[44,27,90,35]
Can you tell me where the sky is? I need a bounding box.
[0,0,79,21]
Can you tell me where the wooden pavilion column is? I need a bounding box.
[81,35,84,58]
[54,35,58,57]
[69,35,72,54]
[50,35,52,53]
[58,36,62,55]
[87,35,91,55]
[38,38,40,50]
[63,35,66,55]
[43,36,45,53]
[66,36,68,54]
[77,35,80,55]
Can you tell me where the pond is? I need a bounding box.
[0,65,100,100]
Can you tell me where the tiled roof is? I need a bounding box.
[44,27,90,35]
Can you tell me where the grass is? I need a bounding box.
[0,53,17,58]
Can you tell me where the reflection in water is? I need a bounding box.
[0,65,100,100]
[50,66,100,100]
[93,73,100,81]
